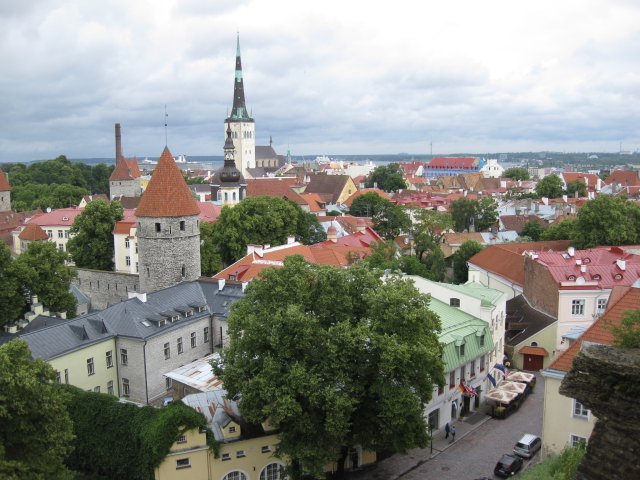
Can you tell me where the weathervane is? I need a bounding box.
[164,105,169,146]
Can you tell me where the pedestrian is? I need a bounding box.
[451,425,456,442]
[445,422,450,439]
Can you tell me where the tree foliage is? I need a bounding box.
[372,203,411,240]
[571,196,640,249]
[412,209,453,261]
[566,179,587,198]
[365,163,407,192]
[214,257,444,479]
[611,309,640,349]
[200,221,223,276]
[535,175,564,198]
[449,198,498,232]
[540,218,577,241]
[63,386,208,480]
[67,200,124,270]
[0,244,25,328]
[452,241,484,284]
[521,220,544,241]
[13,241,77,316]
[349,192,392,217]
[503,167,530,181]
[0,339,75,480]
[210,196,326,264]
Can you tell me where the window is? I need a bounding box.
[597,298,607,313]
[166,377,172,390]
[175,458,191,469]
[181,264,186,277]
[459,343,465,357]
[122,378,130,396]
[191,332,197,348]
[177,337,183,354]
[571,299,585,316]
[261,445,272,453]
[106,350,113,368]
[573,400,589,419]
[58,230,63,238]
[120,349,128,365]
[58,243,64,251]
[221,453,231,461]
[470,360,476,377]
[107,380,114,395]
[177,435,187,444]
[65,231,69,238]
[228,426,236,433]
[449,371,455,389]
[94,386,100,393]
[570,434,587,448]
[155,222,161,232]
[135,243,138,253]
[236,450,246,458]
[87,358,95,376]
[126,256,131,266]
[260,463,284,480]
[460,364,466,381]
[180,220,185,231]
[449,298,460,307]
[136,262,139,273]
[204,327,210,343]
[480,354,486,372]
[164,343,170,359]
[64,369,69,384]
[47,230,52,238]
[480,334,485,347]
[125,238,130,248]
[56,371,61,384]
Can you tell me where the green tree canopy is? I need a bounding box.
[0,339,74,480]
[200,221,223,276]
[452,240,484,284]
[535,175,564,198]
[214,257,444,479]
[449,197,498,232]
[13,241,77,316]
[611,309,640,349]
[349,192,392,217]
[372,203,411,240]
[566,179,587,198]
[365,163,407,192]
[503,167,530,181]
[67,200,124,270]
[571,196,640,249]
[411,209,453,260]
[0,244,25,328]
[210,196,325,264]
[521,220,544,241]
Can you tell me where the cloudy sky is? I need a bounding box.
[1,0,640,162]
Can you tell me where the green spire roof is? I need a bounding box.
[227,33,254,123]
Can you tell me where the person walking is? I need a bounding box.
[450,425,456,443]
[445,422,450,439]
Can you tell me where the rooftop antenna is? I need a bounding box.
[164,105,169,146]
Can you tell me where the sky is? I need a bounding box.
[1,0,640,163]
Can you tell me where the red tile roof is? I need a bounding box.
[605,170,640,186]
[18,223,49,241]
[548,286,640,372]
[299,193,325,212]
[0,169,10,191]
[110,157,141,181]
[27,207,82,227]
[428,157,478,169]
[246,179,308,205]
[315,226,383,248]
[561,172,600,190]
[136,147,200,217]
[518,345,549,356]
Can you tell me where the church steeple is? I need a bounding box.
[227,34,253,122]
[220,123,241,184]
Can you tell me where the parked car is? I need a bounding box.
[494,453,523,477]
[513,433,541,458]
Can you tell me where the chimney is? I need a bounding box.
[218,278,226,291]
[32,294,38,305]
[327,224,338,242]
[287,235,296,244]
[58,311,67,319]
[254,245,264,257]
[241,282,248,292]
[562,194,568,202]
[574,190,579,199]
[616,259,626,271]
[115,123,122,161]
[247,244,256,255]
[568,246,575,257]
[580,265,586,273]
[4,324,17,334]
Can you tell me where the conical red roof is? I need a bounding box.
[19,223,49,241]
[136,147,200,217]
[0,169,10,191]
[109,157,141,181]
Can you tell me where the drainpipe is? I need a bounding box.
[143,340,149,405]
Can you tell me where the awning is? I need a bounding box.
[485,389,519,404]
[497,380,527,394]
[518,346,549,357]
[505,371,536,384]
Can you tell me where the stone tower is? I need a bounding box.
[210,123,246,206]
[136,147,201,293]
[0,168,10,212]
[109,123,142,199]
[225,34,255,178]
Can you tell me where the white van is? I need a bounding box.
[513,434,541,458]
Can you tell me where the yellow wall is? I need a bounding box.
[50,338,118,395]
[336,178,358,205]
[542,373,595,458]
[511,323,557,370]
[156,429,210,480]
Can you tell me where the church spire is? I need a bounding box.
[227,34,253,122]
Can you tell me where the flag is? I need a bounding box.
[466,385,478,397]
[487,373,497,387]
[494,363,510,377]
[458,383,466,394]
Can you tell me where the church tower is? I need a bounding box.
[225,34,255,178]
[136,147,201,293]
[0,168,11,212]
[210,123,246,206]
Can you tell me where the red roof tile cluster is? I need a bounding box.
[315,226,383,248]
[548,286,640,372]
[246,179,308,206]
[27,208,82,227]
[398,161,426,176]
[136,147,200,217]
[299,193,326,212]
[561,172,601,191]
[316,215,373,234]
[110,157,141,181]
[18,223,49,241]
[605,170,640,186]
[0,169,10,191]
[391,191,450,209]
[428,157,478,169]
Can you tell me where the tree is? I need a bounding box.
[200,221,223,276]
[296,211,327,245]
[476,197,498,231]
[535,175,564,198]
[365,164,406,192]
[412,209,453,261]
[521,220,543,241]
[503,167,530,181]
[13,242,77,316]
[0,244,25,328]
[214,257,444,479]
[423,245,446,282]
[211,196,324,264]
[372,203,411,240]
[349,192,392,217]
[540,218,577,241]
[449,198,497,232]
[0,339,74,480]
[452,241,483,284]
[571,196,640,249]
[611,309,640,348]
[566,179,587,198]
[67,200,124,270]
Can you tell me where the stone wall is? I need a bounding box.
[109,179,141,199]
[75,268,140,311]
[560,345,640,480]
[523,255,559,318]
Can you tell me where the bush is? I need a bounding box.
[519,442,586,479]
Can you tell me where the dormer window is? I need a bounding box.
[458,343,465,356]
[583,257,591,264]
[592,274,601,280]
[567,275,576,281]
[450,298,461,307]
[614,273,623,280]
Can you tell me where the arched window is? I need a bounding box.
[260,463,284,480]
[232,192,237,201]
[531,341,538,347]
[223,472,247,480]
[224,192,228,202]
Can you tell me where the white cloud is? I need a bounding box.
[1,0,640,162]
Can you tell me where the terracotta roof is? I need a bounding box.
[246,179,307,205]
[428,157,477,169]
[548,286,640,372]
[136,147,200,217]
[18,223,49,241]
[110,157,141,181]
[0,169,10,191]
[317,215,373,234]
[299,193,325,212]
[500,215,548,234]
[27,207,82,227]
[0,210,39,246]
[605,170,640,186]
[342,188,391,207]
[468,240,572,287]
[315,226,383,248]
[518,345,549,356]
[561,172,599,189]
[304,174,352,204]
[197,202,221,223]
